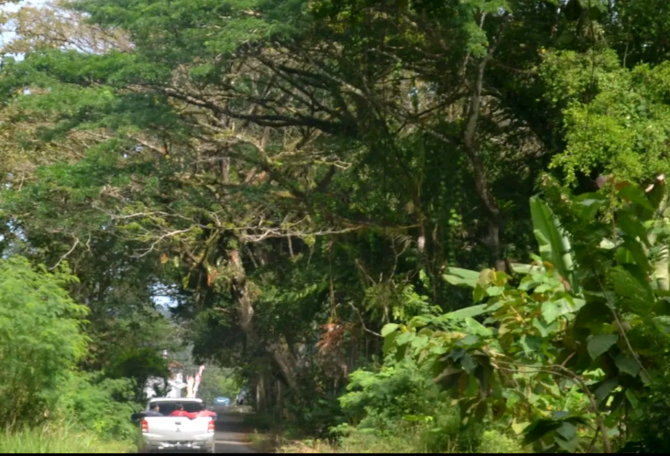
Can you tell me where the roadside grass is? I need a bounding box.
[0,424,136,453]
[243,410,527,453]
[256,426,526,453]
[274,430,526,454]
[249,430,283,453]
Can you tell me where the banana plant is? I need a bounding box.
[529,196,579,294]
[445,175,670,297]
[445,196,578,294]
[610,174,669,291]
[641,175,670,290]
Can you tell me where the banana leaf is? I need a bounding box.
[529,196,579,293]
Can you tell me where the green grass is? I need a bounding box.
[272,427,527,453]
[0,424,135,453]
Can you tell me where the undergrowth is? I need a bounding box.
[248,358,526,453]
[0,423,134,453]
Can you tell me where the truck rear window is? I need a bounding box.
[148,401,204,415]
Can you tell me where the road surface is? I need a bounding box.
[214,411,255,454]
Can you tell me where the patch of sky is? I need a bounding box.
[1,1,59,62]
[152,282,179,311]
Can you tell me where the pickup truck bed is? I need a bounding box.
[137,398,215,453]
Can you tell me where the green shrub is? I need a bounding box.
[285,388,344,439]
[336,430,425,453]
[338,359,439,432]
[478,430,526,453]
[419,402,485,453]
[0,255,140,447]
[335,358,491,453]
[55,371,138,442]
[0,256,88,428]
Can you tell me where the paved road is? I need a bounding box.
[214,412,255,454]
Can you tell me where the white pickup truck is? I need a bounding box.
[134,397,216,453]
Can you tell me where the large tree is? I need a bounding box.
[4,0,670,422]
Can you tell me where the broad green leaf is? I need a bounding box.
[477,269,497,287]
[646,177,667,215]
[587,334,619,360]
[529,196,577,293]
[556,434,579,453]
[383,330,399,354]
[625,390,641,416]
[465,317,492,337]
[573,193,604,220]
[411,335,429,350]
[615,353,640,377]
[443,268,480,288]
[618,209,650,247]
[486,286,504,297]
[473,283,487,303]
[622,237,652,271]
[571,297,586,310]
[443,304,489,320]
[396,331,415,346]
[619,184,654,210]
[599,238,617,249]
[510,263,533,274]
[520,335,541,356]
[408,316,430,329]
[381,323,399,337]
[450,348,466,361]
[459,334,479,347]
[460,353,476,373]
[512,420,530,435]
[541,299,577,324]
[641,369,652,385]
[418,327,434,337]
[532,318,549,337]
[555,421,578,452]
[522,418,562,445]
[594,377,618,403]
[534,284,553,293]
[609,266,654,314]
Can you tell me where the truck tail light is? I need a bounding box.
[141,419,149,433]
[208,419,215,433]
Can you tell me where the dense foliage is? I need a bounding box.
[5,0,670,452]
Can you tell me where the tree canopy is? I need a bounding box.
[4,0,670,452]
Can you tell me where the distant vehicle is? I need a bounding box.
[132,397,215,453]
[213,396,230,406]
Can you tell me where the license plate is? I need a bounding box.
[163,442,192,448]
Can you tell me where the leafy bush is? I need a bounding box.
[620,365,670,453]
[284,384,345,439]
[0,255,139,447]
[381,178,670,452]
[335,358,492,453]
[55,372,138,442]
[338,359,439,433]
[0,256,88,428]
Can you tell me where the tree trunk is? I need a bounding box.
[462,51,505,272]
[227,246,300,389]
